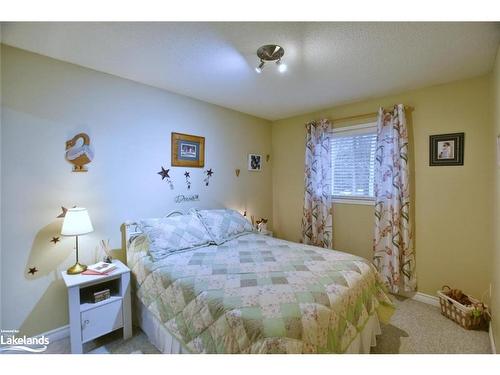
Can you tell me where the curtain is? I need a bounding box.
[373,105,416,293]
[302,119,332,248]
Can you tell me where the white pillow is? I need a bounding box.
[191,208,254,245]
[138,215,212,261]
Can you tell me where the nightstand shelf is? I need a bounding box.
[80,296,123,313]
[61,260,132,353]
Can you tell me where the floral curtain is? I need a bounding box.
[302,119,332,248]
[373,105,416,293]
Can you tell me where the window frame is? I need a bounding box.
[330,122,377,206]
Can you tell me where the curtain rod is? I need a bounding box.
[331,105,414,124]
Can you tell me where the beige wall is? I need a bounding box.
[492,44,500,350]
[0,26,3,329]
[272,75,494,299]
[0,45,272,336]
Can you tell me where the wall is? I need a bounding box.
[492,43,500,350]
[272,75,494,299]
[0,26,3,329]
[0,45,272,336]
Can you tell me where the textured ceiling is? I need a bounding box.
[2,22,500,120]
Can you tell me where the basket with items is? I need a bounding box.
[437,285,490,330]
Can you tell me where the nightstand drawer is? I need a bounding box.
[81,299,123,343]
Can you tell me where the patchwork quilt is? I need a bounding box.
[127,233,394,353]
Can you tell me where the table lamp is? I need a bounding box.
[61,207,94,275]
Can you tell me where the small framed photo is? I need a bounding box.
[429,132,464,166]
[248,154,262,171]
[171,132,205,168]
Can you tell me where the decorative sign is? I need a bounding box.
[175,194,199,203]
[65,133,94,172]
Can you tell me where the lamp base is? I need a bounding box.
[67,262,87,275]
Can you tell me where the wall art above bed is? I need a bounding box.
[171,132,205,168]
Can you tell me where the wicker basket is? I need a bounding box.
[437,286,484,330]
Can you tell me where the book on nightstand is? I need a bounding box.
[81,261,117,275]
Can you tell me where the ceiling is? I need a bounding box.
[2,22,500,120]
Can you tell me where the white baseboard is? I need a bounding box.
[397,291,440,307]
[37,325,70,342]
[411,292,440,307]
[489,323,497,354]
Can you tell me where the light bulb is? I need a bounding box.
[255,66,262,74]
[278,62,287,73]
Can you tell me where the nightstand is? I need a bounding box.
[61,260,132,354]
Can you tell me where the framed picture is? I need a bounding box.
[248,154,262,171]
[171,132,205,168]
[429,132,464,166]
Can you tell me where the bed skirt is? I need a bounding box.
[135,298,381,354]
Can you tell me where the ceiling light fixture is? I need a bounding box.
[255,44,286,74]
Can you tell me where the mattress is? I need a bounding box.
[127,232,394,353]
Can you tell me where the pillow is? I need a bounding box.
[191,208,254,245]
[138,215,212,261]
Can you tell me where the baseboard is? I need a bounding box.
[397,291,440,307]
[37,325,70,342]
[489,323,497,354]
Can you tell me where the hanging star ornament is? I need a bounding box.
[56,206,68,218]
[28,267,38,275]
[184,171,191,190]
[157,166,174,189]
[204,168,214,186]
[158,167,170,180]
[50,236,60,244]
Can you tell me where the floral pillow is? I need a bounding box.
[191,208,254,245]
[138,215,212,261]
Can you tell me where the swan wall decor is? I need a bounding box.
[65,133,94,172]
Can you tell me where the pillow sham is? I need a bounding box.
[191,208,254,245]
[138,215,212,261]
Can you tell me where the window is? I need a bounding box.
[330,122,377,204]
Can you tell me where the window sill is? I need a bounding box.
[332,198,375,206]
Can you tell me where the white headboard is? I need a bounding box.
[121,210,185,256]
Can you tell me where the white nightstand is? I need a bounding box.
[61,260,132,354]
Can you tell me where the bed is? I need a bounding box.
[124,210,394,354]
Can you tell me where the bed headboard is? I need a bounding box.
[121,210,185,257]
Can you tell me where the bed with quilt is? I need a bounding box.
[125,209,394,354]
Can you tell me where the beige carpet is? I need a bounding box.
[371,296,491,354]
[42,297,491,354]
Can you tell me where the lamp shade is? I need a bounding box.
[61,207,94,236]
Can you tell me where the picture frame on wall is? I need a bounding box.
[429,132,464,166]
[248,154,262,171]
[171,132,205,168]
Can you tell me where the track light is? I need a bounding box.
[255,44,286,74]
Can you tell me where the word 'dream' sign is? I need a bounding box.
[174,194,200,203]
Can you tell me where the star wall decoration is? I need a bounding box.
[28,267,38,275]
[204,168,214,186]
[158,167,170,179]
[184,171,191,190]
[56,205,76,218]
[157,166,174,189]
[50,236,60,244]
[56,206,68,218]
